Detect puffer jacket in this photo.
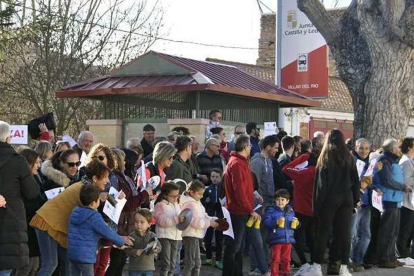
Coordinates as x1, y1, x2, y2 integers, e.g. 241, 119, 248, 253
68, 206, 124, 264
180, 194, 216, 238
263, 205, 297, 245
154, 199, 182, 240
374, 152, 405, 208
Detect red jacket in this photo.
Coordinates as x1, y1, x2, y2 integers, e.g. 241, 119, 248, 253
282, 153, 315, 217
224, 152, 254, 215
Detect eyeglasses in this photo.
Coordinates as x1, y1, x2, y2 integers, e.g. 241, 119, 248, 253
65, 161, 81, 167
211, 144, 220, 148
168, 156, 175, 161
167, 194, 180, 199
92, 156, 106, 161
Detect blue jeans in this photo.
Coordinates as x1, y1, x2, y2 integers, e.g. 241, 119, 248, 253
0, 270, 12, 276
129, 271, 153, 276
174, 241, 182, 275
35, 228, 71, 276
248, 227, 268, 274
70, 262, 93, 276
351, 206, 371, 264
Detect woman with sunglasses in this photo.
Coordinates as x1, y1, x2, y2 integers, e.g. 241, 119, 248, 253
137, 141, 177, 191
105, 149, 153, 276
41, 149, 80, 191
30, 160, 134, 276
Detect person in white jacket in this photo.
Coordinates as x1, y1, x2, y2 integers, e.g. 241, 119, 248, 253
397, 137, 414, 259
154, 182, 183, 276
180, 181, 219, 276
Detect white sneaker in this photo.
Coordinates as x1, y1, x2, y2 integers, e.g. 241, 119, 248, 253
399, 257, 414, 266
293, 263, 312, 276
301, 263, 323, 276
339, 264, 353, 276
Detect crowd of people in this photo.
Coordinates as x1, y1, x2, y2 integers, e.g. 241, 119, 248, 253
0, 108, 413, 276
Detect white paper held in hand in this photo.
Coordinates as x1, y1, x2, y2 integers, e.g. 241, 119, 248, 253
103, 187, 127, 224
372, 190, 383, 213
222, 207, 234, 239
45, 187, 65, 200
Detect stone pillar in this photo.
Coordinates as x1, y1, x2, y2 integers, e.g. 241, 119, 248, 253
86, 119, 123, 148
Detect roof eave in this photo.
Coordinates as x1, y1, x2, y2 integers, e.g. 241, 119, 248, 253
208, 85, 321, 108
55, 84, 210, 98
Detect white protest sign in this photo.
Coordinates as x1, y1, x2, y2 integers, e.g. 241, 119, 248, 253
363, 159, 376, 177
372, 190, 383, 213
62, 135, 77, 147
45, 187, 65, 200
222, 207, 234, 239
103, 195, 127, 224
264, 122, 278, 137
10, 125, 28, 144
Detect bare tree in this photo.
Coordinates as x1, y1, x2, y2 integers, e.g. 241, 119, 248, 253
298, 0, 414, 147
0, 0, 163, 135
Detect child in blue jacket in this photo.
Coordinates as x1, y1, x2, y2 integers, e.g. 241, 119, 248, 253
264, 189, 299, 276
68, 184, 126, 276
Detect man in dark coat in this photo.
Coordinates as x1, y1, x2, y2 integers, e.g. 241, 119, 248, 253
0, 121, 39, 275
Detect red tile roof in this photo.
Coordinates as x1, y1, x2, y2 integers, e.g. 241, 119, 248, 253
206, 58, 354, 112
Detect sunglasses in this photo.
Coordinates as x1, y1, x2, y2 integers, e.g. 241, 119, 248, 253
168, 156, 175, 161
65, 161, 81, 167
93, 156, 106, 161
235, 132, 245, 135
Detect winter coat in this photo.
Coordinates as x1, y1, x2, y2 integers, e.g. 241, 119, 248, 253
264, 205, 296, 245
30, 181, 84, 248
249, 136, 260, 158
277, 153, 292, 169
202, 183, 223, 217
0, 142, 39, 270
166, 155, 195, 185
352, 152, 371, 206
24, 175, 47, 257
196, 151, 224, 178
374, 152, 405, 208
125, 230, 162, 271
154, 199, 182, 240
313, 158, 360, 217
115, 170, 150, 236
68, 206, 124, 264
41, 160, 77, 190
141, 138, 153, 158
180, 194, 216, 238
224, 152, 254, 216
400, 154, 414, 210
282, 153, 315, 217
251, 153, 275, 203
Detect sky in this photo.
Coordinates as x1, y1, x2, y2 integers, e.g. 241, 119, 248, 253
149, 0, 352, 64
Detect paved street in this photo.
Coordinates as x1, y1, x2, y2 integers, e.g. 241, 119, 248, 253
195, 262, 414, 276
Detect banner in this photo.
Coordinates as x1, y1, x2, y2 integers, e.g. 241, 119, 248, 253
10, 125, 28, 144
278, 0, 328, 98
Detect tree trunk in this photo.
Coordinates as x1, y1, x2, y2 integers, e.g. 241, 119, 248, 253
298, 0, 414, 148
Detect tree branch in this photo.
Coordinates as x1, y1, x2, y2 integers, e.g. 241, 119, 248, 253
297, 0, 342, 44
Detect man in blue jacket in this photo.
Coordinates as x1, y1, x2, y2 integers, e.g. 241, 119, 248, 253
375, 139, 412, 269
68, 184, 127, 276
